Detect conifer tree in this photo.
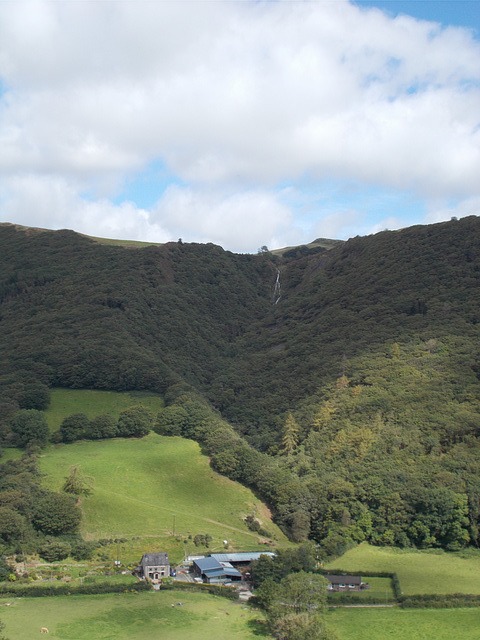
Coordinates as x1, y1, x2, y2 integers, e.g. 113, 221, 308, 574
281, 413, 299, 455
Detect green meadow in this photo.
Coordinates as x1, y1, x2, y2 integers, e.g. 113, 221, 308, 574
0, 591, 266, 640
325, 543, 480, 595
39, 433, 286, 561
45, 388, 165, 432
327, 607, 480, 640
327, 576, 395, 603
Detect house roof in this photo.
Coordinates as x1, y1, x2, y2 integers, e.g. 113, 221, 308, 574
211, 552, 276, 564
205, 567, 242, 579
141, 553, 169, 566
326, 575, 362, 584
194, 557, 223, 573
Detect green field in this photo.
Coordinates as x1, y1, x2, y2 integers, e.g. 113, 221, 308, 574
39, 433, 286, 561
45, 388, 165, 432
325, 543, 480, 595
327, 577, 395, 603
0, 590, 266, 640
328, 607, 480, 640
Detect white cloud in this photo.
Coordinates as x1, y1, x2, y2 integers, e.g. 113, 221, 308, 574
0, 0, 479, 248
0, 174, 169, 242
151, 185, 293, 253
424, 195, 480, 225
314, 210, 365, 240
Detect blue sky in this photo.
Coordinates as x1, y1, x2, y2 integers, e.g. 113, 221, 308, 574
356, 1, 479, 32
0, 0, 479, 252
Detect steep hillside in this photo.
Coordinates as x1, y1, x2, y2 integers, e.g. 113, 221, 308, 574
0, 224, 273, 411
215, 217, 480, 445
2, 216, 480, 551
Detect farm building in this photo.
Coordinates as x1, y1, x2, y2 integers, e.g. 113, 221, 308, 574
210, 551, 276, 567
326, 575, 363, 591
138, 553, 170, 583
192, 556, 242, 584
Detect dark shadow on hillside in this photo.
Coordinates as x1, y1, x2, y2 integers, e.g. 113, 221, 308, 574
247, 618, 270, 637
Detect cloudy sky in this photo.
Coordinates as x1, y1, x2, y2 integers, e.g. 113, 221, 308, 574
0, 0, 479, 253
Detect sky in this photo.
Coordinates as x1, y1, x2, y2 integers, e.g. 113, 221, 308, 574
0, 1, 479, 253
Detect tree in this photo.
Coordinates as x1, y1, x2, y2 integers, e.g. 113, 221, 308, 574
9, 410, 49, 448
0, 507, 26, 544
39, 538, 71, 562
117, 406, 153, 438
154, 406, 188, 436
84, 414, 117, 439
281, 413, 299, 455
63, 465, 94, 496
259, 572, 333, 640
272, 612, 338, 640
278, 572, 328, 614
71, 540, 97, 561
18, 383, 50, 411
59, 413, 89, 443
32, 492, 81, 535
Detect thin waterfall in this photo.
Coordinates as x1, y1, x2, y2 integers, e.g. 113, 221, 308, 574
273, 269, 281, 304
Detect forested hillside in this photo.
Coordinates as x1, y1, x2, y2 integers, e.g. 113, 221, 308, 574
1, 216, 480, 553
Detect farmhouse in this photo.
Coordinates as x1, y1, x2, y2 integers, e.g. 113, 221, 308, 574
326, 575, 363, 591
138, 553, 170, 583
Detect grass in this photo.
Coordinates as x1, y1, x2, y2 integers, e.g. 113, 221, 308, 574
324, 543, 480, 595
45, 388, 165, 432
0, 590, 267, 640
39, 433, 287, 563
327, 607, 480, 640
327, 577, 395, 603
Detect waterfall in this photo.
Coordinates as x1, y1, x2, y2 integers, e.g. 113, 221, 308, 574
273, 270, 281, 304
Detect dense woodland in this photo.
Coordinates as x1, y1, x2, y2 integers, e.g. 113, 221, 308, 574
1, 217, 480, 556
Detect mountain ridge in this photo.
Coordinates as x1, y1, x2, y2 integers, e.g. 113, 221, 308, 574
1, 215, 480, 550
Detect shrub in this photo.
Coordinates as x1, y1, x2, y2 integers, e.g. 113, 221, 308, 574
39, 539, 71, 562
10, 410, 49, 448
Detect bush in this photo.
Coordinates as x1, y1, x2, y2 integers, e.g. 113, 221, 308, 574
399, 593, 480, 608
71, 541, 97, 561
117, 406, 153, 438
84, 414, 117, 439
0, 580, 151, 597
9, 410, 49, 448
39, 539, 71, 562
59, 413, 89, 443
32, 492, 81, 535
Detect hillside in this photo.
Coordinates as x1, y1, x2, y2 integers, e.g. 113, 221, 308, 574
39, 432, 285, 546
1, 216, 480, 552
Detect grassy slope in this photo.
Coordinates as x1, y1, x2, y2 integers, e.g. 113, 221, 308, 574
39, 433, 286, 551
0, 591, 266, 640
327, 607, 480, 640
325, 543, 480, 595
45, 389, 164, 432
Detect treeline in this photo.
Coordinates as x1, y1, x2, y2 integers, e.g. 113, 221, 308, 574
2, 404, 156, 448
0, 452, 89, 564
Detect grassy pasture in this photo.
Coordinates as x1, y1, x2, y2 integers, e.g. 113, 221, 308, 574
327, 577, 395, 603
0, 590, 266, 640
325, 543, 480, 595
39, 434, 285, 562
45, 388, 165, 432
327, 607, 480, 640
